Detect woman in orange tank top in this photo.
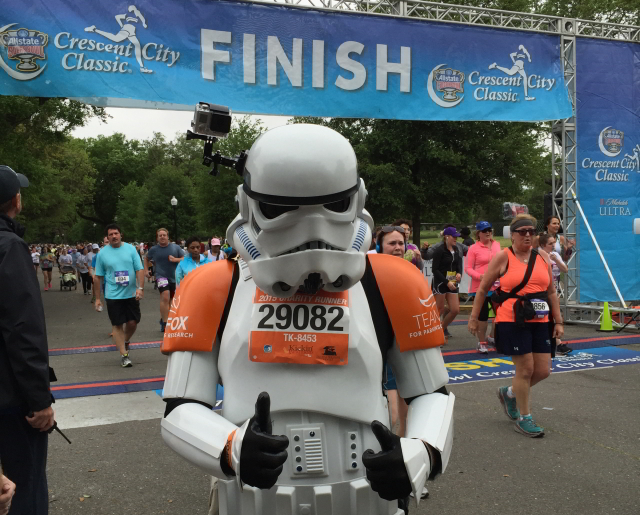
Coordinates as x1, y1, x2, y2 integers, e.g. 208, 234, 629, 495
467, 214, 564, 438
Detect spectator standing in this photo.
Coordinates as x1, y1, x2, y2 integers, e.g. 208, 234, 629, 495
465, 221, 501, 353
538, 233, 571, 356
460, 227, 475, 247
431, 227, 463, 340
39, 246, 55, 291
375, 226, 409, 434
469, 214, 563, 437
541, 216, 574, 262
77, 246, 92, 295
206, 237, 226, 261
176, 236, 211, 286
0, 165, 55, 514
31, 245, 40, 274
94, 224, 144, 367
144, 228, 184, 332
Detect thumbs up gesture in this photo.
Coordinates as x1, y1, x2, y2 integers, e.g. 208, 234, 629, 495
361, 420, 412, 501
240, 392, 289, 489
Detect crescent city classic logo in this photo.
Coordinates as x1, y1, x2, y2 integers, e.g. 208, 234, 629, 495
427, 45, 556, 107
599, 127, 624, 157
52, 4, 180, 75
0, 24, 48, 81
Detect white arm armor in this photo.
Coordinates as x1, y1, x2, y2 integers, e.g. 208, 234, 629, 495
161, 348, 239, 480
387, 344, 455, 500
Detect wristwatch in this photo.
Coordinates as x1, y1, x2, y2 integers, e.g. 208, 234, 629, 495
137, 286, 144, 290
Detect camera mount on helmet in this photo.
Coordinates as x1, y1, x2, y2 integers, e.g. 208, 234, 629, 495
186, 102, 248, 177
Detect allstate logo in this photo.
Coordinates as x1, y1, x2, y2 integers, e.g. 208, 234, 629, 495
599, 127, 624, 157
0, 24, 48, 81
427, 64, 464, 108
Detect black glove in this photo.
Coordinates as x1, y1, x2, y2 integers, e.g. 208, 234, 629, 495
240, 392, 289, 489
362, 420, 412, 501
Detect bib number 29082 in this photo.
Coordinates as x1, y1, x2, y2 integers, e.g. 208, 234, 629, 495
257, 304, 344, 332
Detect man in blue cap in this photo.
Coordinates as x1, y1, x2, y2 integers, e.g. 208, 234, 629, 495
0, 165, 55, 514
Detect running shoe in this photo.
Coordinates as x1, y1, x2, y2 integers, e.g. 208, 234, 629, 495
497, 386, 520, 420
121, 354, 132, 368
443, 328, 451, 338
44, 286, 48, 291
487, 336, 496, 347
514, 416, 544, 437
477, 342, 489, 354
556, 344, 573, 355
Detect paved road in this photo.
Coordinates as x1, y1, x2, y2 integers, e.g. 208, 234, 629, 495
35, 268, 640, 514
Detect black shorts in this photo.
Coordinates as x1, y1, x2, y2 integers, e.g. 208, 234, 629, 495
495, 322, 551, 356
106, 297, 141, 326
158, 282, 176, 298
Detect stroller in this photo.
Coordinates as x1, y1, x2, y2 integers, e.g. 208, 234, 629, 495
59, 265, 77, 291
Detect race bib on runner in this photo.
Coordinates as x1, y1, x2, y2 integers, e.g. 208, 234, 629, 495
114, 271, 130, 287
531, 299, 549, 318
446, 271, 458, 284
157, 277, 169, 288
249, 288, 349, 365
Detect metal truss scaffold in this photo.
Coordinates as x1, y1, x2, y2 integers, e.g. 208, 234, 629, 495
253, 0, 640, 325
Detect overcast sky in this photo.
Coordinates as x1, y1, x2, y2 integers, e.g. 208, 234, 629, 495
72, 107, 291, 142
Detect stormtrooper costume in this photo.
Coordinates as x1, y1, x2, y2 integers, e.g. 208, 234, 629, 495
160, 124, 455, 515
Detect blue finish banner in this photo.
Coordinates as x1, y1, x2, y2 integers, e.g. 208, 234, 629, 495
576, 39, 640, 303
0, 0, 572, 121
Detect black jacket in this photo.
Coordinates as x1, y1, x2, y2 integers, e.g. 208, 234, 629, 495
431, 243, 463, 292
0, 214, 51, 414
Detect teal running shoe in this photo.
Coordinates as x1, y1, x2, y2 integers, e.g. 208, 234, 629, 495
497, 386, 520, 421
514, 416, 545, 437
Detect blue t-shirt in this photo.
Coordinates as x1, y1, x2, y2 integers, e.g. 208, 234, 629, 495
95, 243, 143, 300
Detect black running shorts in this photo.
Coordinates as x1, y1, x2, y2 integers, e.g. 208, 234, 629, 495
106, 297, 141, 327
495, 322, 551, 355
158, 282, 176, 299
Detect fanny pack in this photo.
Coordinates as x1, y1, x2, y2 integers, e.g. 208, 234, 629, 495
492, 248, 548, 327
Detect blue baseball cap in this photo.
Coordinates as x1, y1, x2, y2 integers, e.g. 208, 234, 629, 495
476, 221, 492, 231
443, 227, 461, 237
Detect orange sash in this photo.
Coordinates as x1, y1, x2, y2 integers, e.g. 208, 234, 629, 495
368, 254, 445, 351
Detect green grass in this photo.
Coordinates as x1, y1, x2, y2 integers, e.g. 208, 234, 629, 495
418, 230, 510, 248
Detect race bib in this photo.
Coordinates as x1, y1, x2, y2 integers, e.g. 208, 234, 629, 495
114, 271, 130, 286
446, 271, 458, 284
249, 288, 349, 366
531, 299, 549, 318
157, 277, 169, 288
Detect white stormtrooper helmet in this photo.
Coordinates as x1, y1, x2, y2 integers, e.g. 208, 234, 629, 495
226, 124, 373, 298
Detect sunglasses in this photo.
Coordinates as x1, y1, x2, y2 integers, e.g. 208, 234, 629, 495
480, 228, 493, 233
512, 228, 536, 236
381, 225, 406, 234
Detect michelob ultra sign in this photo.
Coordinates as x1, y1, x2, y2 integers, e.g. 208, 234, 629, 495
1, 0, 572, 121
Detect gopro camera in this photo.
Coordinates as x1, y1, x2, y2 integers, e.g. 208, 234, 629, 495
191, 102, 232, 139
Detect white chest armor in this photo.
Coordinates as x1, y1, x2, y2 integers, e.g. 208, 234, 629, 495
216, 278, 400, 515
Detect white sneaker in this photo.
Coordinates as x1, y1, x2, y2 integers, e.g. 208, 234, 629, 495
487, 336, 496, 347
477, 342, 489, 354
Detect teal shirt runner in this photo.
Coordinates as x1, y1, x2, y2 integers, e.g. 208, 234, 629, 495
176, 254, 210, 286
95, 243, 143, 300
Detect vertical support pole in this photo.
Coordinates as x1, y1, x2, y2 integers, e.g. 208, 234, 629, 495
552, 19, 577, 321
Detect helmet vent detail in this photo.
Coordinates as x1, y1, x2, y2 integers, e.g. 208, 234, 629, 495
351, 220, 367, 251
236, 226, 261, 260
251, 215, 262, 236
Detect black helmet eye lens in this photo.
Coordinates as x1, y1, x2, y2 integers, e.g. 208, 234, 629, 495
323, 197, 350, 213
258, 202, 298, 219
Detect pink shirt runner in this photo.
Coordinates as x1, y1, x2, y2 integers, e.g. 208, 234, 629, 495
465, 240, 501, 293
